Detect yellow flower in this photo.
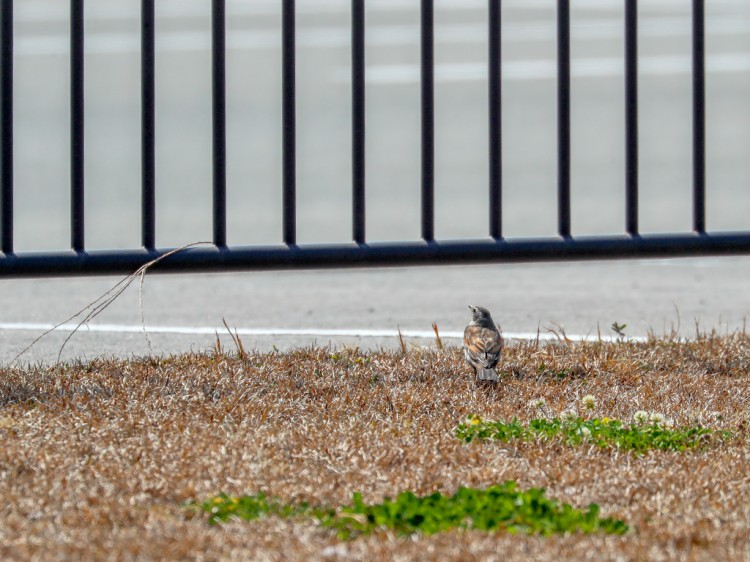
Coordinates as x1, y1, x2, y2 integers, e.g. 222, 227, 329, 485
471, 418, 481, 426
602, 417, 611, 424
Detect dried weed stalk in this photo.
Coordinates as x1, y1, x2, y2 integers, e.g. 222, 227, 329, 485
432, 322, 444, 350
10, 242, 212, 365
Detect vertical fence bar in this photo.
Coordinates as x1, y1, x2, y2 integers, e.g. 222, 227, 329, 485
625, 0, 638, 236
212, 0, 227, 247
1, 0, 12, 254
692, 0, 706, 234
557, 0, 571, 238
488, 0, 501, 239
70, 0, 85, 252
352, 0, 365, 244
421, 0, 434, 242
141, 0, 155, 250
283, 0, 296, 245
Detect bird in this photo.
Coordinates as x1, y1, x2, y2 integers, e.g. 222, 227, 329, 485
463, 305, 503, 382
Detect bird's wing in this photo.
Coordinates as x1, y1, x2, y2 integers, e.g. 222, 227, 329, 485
463, 325, 503, 368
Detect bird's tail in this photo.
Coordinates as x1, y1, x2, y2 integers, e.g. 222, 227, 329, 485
477, 368, 499, 382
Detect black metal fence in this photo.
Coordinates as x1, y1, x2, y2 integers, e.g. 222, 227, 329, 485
0, 0, 749, 278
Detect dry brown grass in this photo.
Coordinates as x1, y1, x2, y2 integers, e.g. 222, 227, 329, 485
1, 334, 750, 561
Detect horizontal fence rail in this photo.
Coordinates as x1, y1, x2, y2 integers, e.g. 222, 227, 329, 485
1, 234, 750, 278
0, 0, 748, 278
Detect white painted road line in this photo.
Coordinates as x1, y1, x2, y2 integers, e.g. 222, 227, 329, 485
12, 17, 750, 56
16, 0, 492, 21
0, 322, 644, 343
14, 0, 747, 22
353, 53, 750, 84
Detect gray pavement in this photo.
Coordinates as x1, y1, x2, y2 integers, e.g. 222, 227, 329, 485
3, 0, 750, 363
3, 256, 750, 364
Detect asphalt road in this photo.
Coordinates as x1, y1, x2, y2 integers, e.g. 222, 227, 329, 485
3, 256, 750, 365
3, 0, 750, 363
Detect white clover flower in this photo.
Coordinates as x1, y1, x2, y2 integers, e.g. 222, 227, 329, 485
663, 418, 675, 429
581, 395, 597, 410
633, 410, 648, 424
560, 408, 578, 422
649, 412, 665, 424
579, 426, 592, 438
529, 398, 546, 409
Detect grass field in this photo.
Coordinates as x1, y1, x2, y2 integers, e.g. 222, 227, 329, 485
1, 333, 749, 561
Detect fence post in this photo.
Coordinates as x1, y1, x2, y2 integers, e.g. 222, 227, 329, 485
1, 0, 13, 254
71, 0, 85, 252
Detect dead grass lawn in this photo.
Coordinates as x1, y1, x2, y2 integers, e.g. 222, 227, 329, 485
1, 335, 750, 561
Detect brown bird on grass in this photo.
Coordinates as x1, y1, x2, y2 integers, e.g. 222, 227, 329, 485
463, 305, 503, 382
